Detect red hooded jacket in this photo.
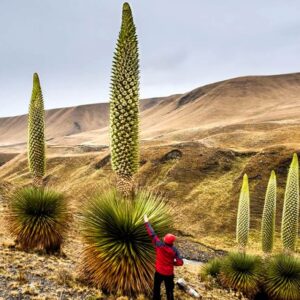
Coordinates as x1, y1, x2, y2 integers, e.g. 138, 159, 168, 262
145, 222, 184, 276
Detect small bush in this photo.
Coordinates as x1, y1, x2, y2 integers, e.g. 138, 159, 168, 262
264, 254, 300, 300
220, 252, 262, 298
7, 187, 70, 252
201, 257, 222, 279
79, 189, 171, 296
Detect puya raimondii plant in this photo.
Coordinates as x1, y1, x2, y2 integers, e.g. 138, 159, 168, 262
80, 189, 171, 295
8, 187, 70, 253
264, 254, 300, 300
281, 153, 299, 253
220, 252, 262, 298
236, 174, 250, 251
261, 170, 277, 254
28, 73, 46, 187
109, 2, 140, 196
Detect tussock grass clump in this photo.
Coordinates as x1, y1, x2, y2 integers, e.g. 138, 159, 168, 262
201, 257, 223, 280
264, 254, 300, 300
220, 252, 262, 298
7, 187, 70, 252
79, 189, 171, 296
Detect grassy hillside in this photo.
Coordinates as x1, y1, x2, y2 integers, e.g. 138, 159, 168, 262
1, 141, 299, 254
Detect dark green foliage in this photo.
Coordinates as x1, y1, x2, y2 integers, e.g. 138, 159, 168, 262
261, 170, 277, 254
281, 153, 299, 252
220, 252, 262, 298
110, 2, 140, 190
264, 254, 300, 300
201, 257, 223, 279
28, 73, 46, 186
7, 187, 70, 252
80, 189, 171, 295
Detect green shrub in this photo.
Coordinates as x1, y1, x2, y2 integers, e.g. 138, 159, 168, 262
236, 174, 250, 250
79, 189, 171, 296
281, 153, 299, 253
201, 257, 222, 279
110, 2, 140, 195
28, 73, 46, 187
261, 170, 277, 254
220, 252, 262, 298
264, 254, 300, 300
7, 187, 70, 252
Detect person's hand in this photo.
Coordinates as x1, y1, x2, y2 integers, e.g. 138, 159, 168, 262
144, 214, 149, 223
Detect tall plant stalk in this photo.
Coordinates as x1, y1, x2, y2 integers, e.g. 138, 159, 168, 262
261, 170, 277, 254
281, 153, 299, 253
236, 174, 250, 251
28, 73, 46, 187
109, 2, 140, 196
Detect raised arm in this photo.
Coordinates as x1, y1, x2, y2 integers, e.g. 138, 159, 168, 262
144, 215, 162, 247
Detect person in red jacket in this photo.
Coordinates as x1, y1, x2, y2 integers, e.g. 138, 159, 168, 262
144, 214, 184, 300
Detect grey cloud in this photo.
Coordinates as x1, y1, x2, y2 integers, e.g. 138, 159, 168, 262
0, 0, 300, 116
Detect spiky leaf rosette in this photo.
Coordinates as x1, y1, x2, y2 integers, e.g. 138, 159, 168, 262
79, 189, 171, 296
236, 174, 250, 250
264, 254, 300, 300
28, 73, 46, 186
110, 3, 140, 194
201, 257, 223, 280
281, 153, 299, 252
261, 170, 277, 254
7, 187, 71, 252
220, 252, 262, 298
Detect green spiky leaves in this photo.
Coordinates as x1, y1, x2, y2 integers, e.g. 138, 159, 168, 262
201, 258, 222, 280
110, 2, 140, 185
261, 170, 277, 254
80, 189, 171, 295
236, 174, 250, 249
7, 187, 71, 252
281, 153, 299, 252
28, 73, 46, 186
220, 252, 262, 298
264, 254, 300, 300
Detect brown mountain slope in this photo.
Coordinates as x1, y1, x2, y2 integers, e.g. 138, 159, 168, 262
2, 72, 300, 151
0, 73, 300, 251
51, 72, 300, 149
0, 96, 177, 149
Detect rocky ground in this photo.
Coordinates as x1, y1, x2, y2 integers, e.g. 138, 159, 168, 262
0, 190, 244, 300
0, 240, 247, 300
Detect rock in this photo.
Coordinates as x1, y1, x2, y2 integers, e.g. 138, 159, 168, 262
76, 144, 108, 153
95, 155, 111, 169
160, 149, 183, 163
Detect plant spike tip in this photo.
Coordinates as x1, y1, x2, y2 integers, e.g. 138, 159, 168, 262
123, 2, 131, 11
28, 72, 46, 187
281, 153, 299, 253
261, 170, 277, 254
236, 174, 250, 250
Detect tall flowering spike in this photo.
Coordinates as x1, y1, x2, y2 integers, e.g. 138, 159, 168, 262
28, 73, 46, 187
261, 171, 277, 254
109, 2, 140, 196
236, 174, 250, 250
281, 153, 299, 252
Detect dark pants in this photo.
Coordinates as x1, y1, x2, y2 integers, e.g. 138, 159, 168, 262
153, 271, 174, 300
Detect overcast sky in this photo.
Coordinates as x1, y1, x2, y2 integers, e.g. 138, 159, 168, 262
0, 0, 300, 117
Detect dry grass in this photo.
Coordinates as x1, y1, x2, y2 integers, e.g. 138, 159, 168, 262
0, 142, 299, 252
